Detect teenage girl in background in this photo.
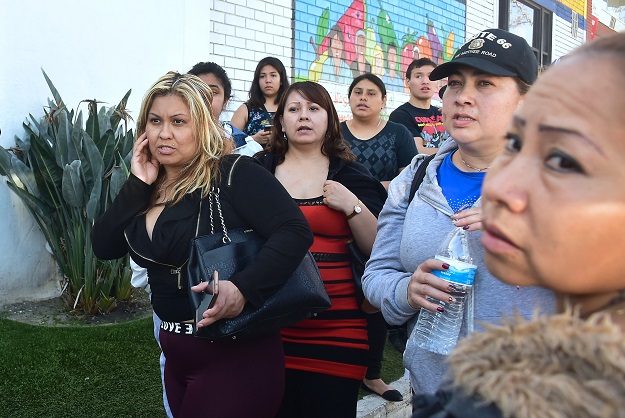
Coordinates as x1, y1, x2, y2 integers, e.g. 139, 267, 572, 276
231, 56, 290, 147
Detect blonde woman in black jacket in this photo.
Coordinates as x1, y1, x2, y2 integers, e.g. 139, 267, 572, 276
92, 72, 312, 418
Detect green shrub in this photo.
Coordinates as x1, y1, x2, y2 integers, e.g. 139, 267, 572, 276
0, 69, 135, 314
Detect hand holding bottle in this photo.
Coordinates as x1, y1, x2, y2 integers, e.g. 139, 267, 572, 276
413, 227, 477, 355
407, 258, 456, 312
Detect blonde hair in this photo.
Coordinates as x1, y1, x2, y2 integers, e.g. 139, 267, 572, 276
136, 72, 232, 205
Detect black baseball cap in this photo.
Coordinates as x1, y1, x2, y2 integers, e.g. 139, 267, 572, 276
430, 29, 538, 85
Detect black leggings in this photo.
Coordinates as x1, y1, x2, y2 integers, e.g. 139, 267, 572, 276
365, 311, 388, 380
276, 369, 361, 418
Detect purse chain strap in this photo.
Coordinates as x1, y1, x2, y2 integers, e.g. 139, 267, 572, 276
196, 187, 231, 244
195, 155, 246, 243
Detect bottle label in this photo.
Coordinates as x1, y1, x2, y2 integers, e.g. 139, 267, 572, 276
432, 256, 476, 286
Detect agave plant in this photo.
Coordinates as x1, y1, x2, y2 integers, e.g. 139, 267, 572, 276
0, 69, 135, 315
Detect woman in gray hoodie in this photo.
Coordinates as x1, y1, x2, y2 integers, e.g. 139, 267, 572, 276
361, 29, 555, 394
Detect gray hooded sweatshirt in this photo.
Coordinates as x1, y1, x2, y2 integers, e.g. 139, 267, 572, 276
362, 139, 555, 394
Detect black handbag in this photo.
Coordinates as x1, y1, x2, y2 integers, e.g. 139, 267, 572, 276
187, 187, 331, 342
346, 239, 379, 314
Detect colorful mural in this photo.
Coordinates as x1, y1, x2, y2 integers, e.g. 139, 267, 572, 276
294, 0, 466, 117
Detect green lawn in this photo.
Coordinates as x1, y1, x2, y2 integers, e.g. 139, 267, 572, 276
0, 316, 164, 418
0, 316, 404, 417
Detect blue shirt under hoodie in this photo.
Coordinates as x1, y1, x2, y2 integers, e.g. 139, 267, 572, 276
437, 151, 485, 213
362, 139, 556, 395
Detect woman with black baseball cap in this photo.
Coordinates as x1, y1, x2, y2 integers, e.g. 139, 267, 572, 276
413, 31, 625, 418
362, 28, 555, 395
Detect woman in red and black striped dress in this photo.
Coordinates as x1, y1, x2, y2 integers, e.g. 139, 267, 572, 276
258, 81, 387, 418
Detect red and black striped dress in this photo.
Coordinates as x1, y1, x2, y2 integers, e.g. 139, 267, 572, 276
281, 197, 369, 380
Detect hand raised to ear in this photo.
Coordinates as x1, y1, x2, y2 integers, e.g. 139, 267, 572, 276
131, 132, 160, 185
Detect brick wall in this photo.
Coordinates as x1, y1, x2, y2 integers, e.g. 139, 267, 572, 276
209, 0, 294, 120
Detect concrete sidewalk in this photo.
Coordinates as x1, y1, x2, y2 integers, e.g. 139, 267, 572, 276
357, 375, 411, 418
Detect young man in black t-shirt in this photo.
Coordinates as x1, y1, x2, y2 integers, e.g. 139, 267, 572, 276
389, 58, 450, 155
385, 59, 451, 353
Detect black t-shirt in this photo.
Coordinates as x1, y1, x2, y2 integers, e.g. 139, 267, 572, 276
389, 102, 450, 148
340, 121, 417, 182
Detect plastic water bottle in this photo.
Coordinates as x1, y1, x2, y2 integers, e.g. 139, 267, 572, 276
413, 227, 477, 355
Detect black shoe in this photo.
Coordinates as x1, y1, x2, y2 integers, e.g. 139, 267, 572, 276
387, 328, 407, 353
361, 382, 403, 402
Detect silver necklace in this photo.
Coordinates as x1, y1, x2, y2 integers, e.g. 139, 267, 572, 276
348, 118, 381, 140
459, 155, 490, 172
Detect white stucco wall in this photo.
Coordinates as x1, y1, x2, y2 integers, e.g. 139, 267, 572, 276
0, 0, 294, 305
0, 0, 218, 304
